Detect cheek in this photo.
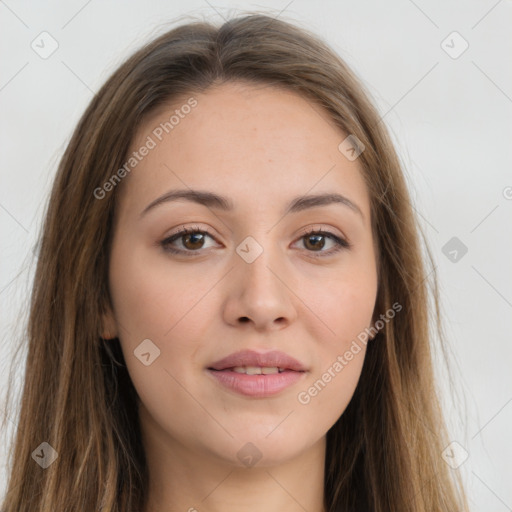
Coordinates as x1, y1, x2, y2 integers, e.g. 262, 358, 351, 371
303, 349, 366, 439
108, 244, 212, 388
294, 265, 376, 414
301, 264, 377, 346
108, 243, 207, 340
107, 246, 209, 430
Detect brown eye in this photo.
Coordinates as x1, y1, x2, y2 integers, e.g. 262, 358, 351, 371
160, 227, 350, 257
181, 232, 206, 250
296, 229, 351, 257
161, 228, 216, 255
303, 233, 327, 251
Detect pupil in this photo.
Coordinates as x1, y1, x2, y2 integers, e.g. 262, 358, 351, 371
185, 233, 203, 249
307, 234, 324, 250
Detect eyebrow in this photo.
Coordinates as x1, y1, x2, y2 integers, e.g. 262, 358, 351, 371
139, 189, 364, 220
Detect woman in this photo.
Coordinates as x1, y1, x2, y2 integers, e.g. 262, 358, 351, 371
1, 13, 470, 512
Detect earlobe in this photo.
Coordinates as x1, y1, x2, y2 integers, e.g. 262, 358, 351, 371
100, 304, 118, 340
369, 313, 378, 341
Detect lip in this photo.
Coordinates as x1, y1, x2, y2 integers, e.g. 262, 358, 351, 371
207, 349, 308, 398
208, 349, 307, 372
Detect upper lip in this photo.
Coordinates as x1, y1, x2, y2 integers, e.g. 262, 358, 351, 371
208, 350, 307, 372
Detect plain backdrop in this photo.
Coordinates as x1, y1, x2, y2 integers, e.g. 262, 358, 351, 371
1, 1, 511, 510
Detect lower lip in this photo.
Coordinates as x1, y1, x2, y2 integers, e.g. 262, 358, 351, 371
207, 369, 305, 397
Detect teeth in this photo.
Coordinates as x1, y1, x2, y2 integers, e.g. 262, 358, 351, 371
232, 366, 284, 375
246, 366, 262, 375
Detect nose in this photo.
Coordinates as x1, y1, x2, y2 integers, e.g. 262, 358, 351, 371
222, 246, 298, 332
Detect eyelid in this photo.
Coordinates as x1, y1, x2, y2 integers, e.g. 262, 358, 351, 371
296, 224, 350, 243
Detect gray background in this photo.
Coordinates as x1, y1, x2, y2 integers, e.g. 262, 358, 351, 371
1, 1, 511, 510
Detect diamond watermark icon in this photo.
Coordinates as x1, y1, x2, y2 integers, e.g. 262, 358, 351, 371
32, 442, 58, 468
338, 134, 365, 161
134, 338, 161, 366
442, 237, 468, 263
236, 236, 264, 264
237, 442, 262, 467
441, 441, 469, 469
441, 31, 469, 59
31, 31, 59, 59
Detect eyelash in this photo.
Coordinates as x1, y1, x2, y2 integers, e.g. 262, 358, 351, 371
160, 225, 351, 258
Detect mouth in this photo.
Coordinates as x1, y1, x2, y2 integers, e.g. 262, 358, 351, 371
207, 350, 307, 397
211, 366, 289, 374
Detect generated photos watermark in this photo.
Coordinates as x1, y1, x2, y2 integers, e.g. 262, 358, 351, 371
297, 301, 402, 405
93, 97, 198, 200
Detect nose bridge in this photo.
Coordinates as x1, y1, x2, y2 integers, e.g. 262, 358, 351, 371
227, 231, 296, 328
235, 233, 284, 294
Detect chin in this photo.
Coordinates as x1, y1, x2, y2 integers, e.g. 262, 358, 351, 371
208, 427, 319, 470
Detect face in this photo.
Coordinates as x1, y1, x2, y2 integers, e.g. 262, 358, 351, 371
102, 81, 379, 469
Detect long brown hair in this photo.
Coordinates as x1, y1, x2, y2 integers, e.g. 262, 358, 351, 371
1, 13, 469, 512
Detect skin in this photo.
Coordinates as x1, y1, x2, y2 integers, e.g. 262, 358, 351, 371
102, 81, 379, 512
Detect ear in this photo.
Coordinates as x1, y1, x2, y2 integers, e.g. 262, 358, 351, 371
100, 302, 119, 340
368, 286, 383, 341
368, 308, 379, 341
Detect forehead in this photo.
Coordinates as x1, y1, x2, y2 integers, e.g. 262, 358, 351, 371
116, 81, 371, 223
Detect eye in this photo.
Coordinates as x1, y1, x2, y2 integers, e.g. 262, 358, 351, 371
159, 225, 351, 257
294, 228, 351, 257
160, 226, 217, 255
